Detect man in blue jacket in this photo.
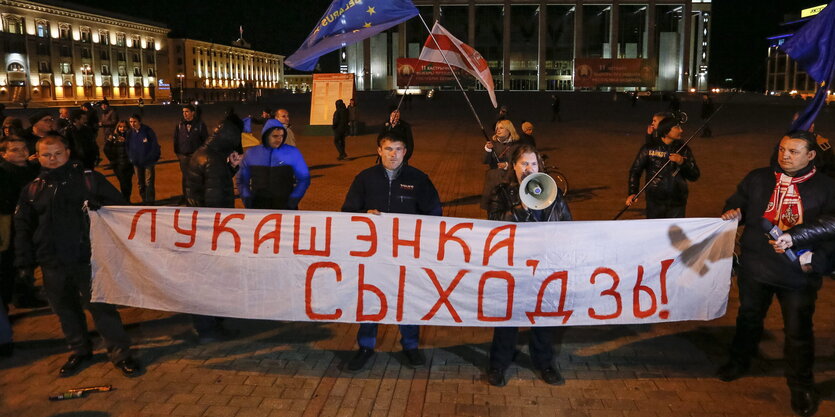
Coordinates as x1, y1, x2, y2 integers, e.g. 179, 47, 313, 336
126, 114, 160, 204
236, 119, 310, 209
341, 134, 441, 371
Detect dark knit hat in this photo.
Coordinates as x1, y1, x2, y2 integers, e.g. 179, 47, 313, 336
656, 116, 680, 139
28, 111, 52, 126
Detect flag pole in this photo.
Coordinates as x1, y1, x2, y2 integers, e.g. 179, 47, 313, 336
396, 72, 416, 111
417, 15, 491, 141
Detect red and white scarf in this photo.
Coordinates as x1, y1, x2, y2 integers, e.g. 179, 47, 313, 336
763, 167, 816, 230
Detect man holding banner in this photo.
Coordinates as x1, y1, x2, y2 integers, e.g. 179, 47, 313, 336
341, 133, 441, 371
719, 132, 835, 417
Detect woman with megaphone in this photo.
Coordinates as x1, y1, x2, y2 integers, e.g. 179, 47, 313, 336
485, 144, 572, 387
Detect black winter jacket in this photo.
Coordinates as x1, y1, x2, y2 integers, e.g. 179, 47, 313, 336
63, 124, 100, 170
173, 118, 209, 155
103, 131, 131, 167
0, 160, 39, 215
341, 164, 442, 216
14, 162, 126, 267
724, 165, 835, 289
488, 182, 572, 222
628, 139, 700, 203
185, 118, 242, 208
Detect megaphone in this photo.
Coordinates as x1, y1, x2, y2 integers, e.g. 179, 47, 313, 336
519, 173, 558, 210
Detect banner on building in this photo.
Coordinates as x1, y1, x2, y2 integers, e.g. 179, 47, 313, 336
574, 59, 656, 88
397, 58, 471, 88
309, 73, 355, 126
90, 207, 736, 327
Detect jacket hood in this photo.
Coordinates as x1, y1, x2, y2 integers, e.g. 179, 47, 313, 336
206, 114, 243, 154
261, 119, 286, 147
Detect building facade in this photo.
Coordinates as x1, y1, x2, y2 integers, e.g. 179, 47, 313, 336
167, 38, 284, 103
0, 0, 169, 104
344, 0, 712, 92
765, 4, 829, 97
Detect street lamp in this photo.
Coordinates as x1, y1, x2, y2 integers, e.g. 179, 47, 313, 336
176, 73, 184, 103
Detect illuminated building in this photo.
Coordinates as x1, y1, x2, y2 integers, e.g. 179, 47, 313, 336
344, 0, 712, 92
0, 0, 167, 104
765, 4, 831, 99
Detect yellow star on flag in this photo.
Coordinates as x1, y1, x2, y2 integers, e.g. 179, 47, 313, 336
364, 22, 372, 28
367, 6, 375, 15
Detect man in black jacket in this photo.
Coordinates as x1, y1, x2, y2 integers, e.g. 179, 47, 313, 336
62, 109, 100, 170
626, 116, 700, 218
14, 135, 140, 378
174, 105, 208, 201
185, 113, 242, 342
341, 134, 441, 371
718, 131, 835, 417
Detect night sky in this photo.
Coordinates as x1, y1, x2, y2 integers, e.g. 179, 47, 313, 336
57, 0, 832, 90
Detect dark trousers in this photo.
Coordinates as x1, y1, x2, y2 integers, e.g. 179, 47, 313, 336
176, 154, 192, 198
646, 199, 686, 219
333, 132, 347, 158
192, 314, 223, 336
729, 274, 819, 389
134, 165, 155, 204
490, 327, 562, 370
112, 162, 134, 202
357, 323, 419, 350
41, 263, 132, 363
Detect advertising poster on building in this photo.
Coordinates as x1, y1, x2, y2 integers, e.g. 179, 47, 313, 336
310, 73, 355, 126
574, 59, 656, 88
396, 58, 468, 87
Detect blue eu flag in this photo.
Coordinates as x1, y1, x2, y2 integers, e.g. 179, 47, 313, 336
781, 1, 835, 132
286, 0, 419, 71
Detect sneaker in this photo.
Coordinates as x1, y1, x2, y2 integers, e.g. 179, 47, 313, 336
716, 361, 749, 382
403, 349, 425, 367
487, 367, 506, 387
347, 348, 374, 371
541, 367, 565, 385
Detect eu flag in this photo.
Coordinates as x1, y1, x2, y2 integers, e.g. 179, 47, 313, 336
781, 1, 835, 132
285, 0, 419, 71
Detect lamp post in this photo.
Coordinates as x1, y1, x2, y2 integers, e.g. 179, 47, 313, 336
176, 73, 184, 103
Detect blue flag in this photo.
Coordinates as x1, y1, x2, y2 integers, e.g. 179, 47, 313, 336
285, 0, 418, 71
781, 1, 835, 132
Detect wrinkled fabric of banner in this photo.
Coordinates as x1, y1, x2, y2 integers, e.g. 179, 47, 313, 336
90, 207, 737, 327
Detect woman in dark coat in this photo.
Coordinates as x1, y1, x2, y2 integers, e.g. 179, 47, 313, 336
486, 144, 572, 387
332, 99, 349, 160
103, 120, 134, 201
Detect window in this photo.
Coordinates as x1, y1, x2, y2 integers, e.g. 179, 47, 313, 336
117, 52, 126, 62
133, 67, 141, 76
60, 62, 71, 74
148, 67, 155, 77
59, 23, 71, 39
7, 62, 24, 72
99, 30, 110, 45
131, 35, 140, 48
146, 38, 155, 50
118, 66, 127, 76
80, 48, 91, 59
177, 57, 183, 65
81, 65, 93, 75
102, 64, 111, 75
132, 53, 140, 62
36, 20, 49, 37
116, 33, 126, 46
4, 16, 23, 34
176, 45, 181, 53
36, 42, 49, 55
38, 61, 50, 73
59, 45, 72, 57
80, 27, 91, 42
100, 49, 110, 60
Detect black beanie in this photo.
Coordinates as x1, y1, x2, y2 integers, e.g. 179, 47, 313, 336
28, 111, 52, 126
656, 116, 679, 139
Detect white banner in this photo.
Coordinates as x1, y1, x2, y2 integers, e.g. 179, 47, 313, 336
90, 207, 737, 327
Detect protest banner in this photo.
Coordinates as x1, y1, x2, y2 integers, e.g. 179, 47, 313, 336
90, 207, 737, 327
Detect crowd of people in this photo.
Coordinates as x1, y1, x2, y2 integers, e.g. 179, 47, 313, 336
2, 96, 835, 416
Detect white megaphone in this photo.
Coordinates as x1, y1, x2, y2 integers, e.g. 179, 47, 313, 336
519, 173, 558, 210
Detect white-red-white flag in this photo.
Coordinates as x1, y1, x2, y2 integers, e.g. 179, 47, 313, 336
418, 22, 497, 108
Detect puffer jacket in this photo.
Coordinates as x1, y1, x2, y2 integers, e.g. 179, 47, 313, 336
236, 123, 310, 210
185, 115, 242, 208
628, 139, 700, 203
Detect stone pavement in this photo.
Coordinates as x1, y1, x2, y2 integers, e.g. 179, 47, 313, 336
2, 92, 835, 417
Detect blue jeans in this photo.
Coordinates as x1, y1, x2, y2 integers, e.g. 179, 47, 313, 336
0, 305, 11, 344
357, 323, 419, 350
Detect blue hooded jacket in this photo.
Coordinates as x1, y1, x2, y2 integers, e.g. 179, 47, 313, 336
126, 124, 160, 167
236, 119, 310, 209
